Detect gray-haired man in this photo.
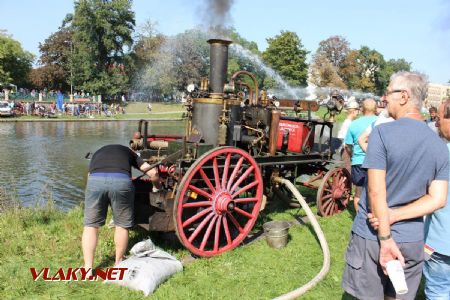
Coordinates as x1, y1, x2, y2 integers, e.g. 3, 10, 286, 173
342, 71, 449, 300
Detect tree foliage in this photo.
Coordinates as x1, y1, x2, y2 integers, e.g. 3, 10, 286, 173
377, 58, 411, 93
134, 28, 209, 98
132, 20, 166, 70
262, 31, 309, 86
309, 52, 346, 89
317, 35, 350, 70
227, 28, 268, 90
339, 49, 362, 90
133, 27, 267, 99
313, 36, 412, 95
71, 0, 135, 97
30, 27, 72, 90
0, 31, 34, 86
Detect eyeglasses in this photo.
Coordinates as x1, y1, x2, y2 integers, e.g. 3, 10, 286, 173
383, 89, 405, 97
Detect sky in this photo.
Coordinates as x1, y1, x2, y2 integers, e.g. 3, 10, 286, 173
0, 0, 449, 84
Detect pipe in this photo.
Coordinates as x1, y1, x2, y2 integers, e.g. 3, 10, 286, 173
268, 110, 281, 155
235, 80, 253, 103
272, 177, 330, 300
231, 70, 259, 105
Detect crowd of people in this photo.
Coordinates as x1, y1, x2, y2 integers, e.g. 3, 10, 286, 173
339, 71, 450, 300
1, 101, 125, 117
4, 88, 91, 100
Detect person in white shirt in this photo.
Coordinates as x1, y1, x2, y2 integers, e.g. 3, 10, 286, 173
338, 101, 360, 140
336, 101, 360, 172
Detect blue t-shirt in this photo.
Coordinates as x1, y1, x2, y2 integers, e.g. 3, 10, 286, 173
352, 118, 449, 242
424, 142, 450, 255
344, 115, 378, 165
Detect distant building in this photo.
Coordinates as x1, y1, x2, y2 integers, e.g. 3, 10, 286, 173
425, 83, 450, 108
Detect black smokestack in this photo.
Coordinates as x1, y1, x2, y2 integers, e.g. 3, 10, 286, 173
208, 39, 232, 94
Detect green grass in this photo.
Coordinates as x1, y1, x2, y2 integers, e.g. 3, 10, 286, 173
0, 185, 351, 300
0, 184, 428, 299
315, 107, 348, 123
124, 102, 185, 114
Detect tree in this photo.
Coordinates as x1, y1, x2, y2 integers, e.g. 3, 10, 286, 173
70, 0, 135, 98
317, 35, 350, 70
227, 28, 269, 90
0, 31, 34, 87
134, 28, 210, 99
339, 46, 385, 93
309, 52, 346, 89
357, 46, 385, 92
30, 27, 73, 90
131, 19, 167, 98
132, 20, 166, 69
262, 31, 309, 86
377, 58, 411, 93
309, 36, 350, 89
170, 30, 210, 91
132, 26, 270, 100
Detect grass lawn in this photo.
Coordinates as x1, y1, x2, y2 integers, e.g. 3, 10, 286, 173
0, 187, 427, 299
0, 186, 358, 299
124, 102, 185, 114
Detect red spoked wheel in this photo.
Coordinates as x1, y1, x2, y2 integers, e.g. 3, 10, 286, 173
316, 167, 351, 217
174, 146, 263, 257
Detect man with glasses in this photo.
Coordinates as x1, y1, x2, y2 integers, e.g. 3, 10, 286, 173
342, 71, 449, 300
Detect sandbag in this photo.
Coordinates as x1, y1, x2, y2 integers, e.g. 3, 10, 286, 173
106, 238, 183, 296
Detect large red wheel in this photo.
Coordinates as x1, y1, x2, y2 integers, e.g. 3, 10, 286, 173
316, 167, 351, 217
174, 146, 263, 257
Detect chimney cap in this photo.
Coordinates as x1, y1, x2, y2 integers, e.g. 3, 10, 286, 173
207, 39, 232, 45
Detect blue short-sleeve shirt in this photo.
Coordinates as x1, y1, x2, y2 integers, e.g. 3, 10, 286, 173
344, 115, 378, 165
352, 118, 449, 242
424, 143, 450, 255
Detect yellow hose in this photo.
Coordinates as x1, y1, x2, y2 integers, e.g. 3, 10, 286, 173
272, 177, 331, 300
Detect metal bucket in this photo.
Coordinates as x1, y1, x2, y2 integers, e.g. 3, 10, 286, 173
263, 220, 290, 249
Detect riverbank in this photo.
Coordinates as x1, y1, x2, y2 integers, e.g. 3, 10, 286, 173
0, 102, 185, 122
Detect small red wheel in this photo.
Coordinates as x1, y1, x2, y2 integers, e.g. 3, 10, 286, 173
174, 146, 263, 257
316, 167, 351, 217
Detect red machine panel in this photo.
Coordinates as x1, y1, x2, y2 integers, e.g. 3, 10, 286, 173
276, 120, 313, 153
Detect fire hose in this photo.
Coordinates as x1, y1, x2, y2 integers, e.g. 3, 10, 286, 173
272, 177, 330, 300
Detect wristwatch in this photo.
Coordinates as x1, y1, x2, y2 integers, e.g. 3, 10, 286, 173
378, 234, 392, 241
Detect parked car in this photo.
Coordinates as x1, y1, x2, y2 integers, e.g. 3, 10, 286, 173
0, 101, 14, 117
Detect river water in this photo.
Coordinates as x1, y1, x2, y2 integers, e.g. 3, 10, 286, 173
0, 121, 185, 210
